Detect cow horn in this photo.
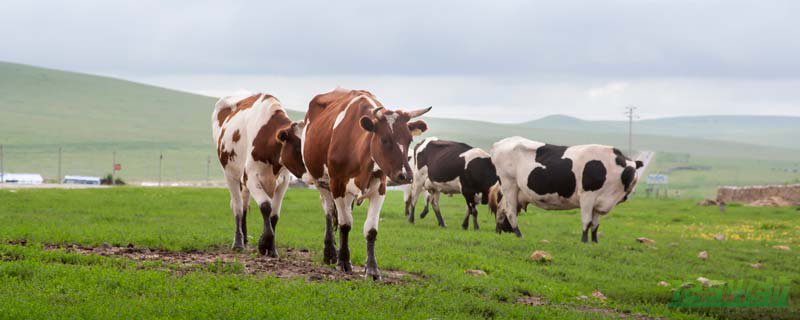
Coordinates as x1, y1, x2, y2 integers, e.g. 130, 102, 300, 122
372, 107, 385, 117
406, 106, 432, 118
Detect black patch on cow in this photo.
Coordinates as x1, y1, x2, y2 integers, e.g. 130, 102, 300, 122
581, 160, 606, 192
635, 160, 644, 169
415, 140, 471, 182
613, 148, 629, 168
527, 144, 576, 198
463, 157, 498, 203
621, 166, 636, 192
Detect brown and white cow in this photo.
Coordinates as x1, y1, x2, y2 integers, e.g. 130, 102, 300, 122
489, 136, 643, 242
302, 88, 430, 279
212, 92, 305, 256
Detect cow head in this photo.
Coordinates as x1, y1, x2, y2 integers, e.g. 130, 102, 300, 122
276, 121, 307, 179
359, 106, 431, 184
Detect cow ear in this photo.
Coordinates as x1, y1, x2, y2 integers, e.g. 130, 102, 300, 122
407, 120, 428, 136
276, 128, 290, 143
635, 160, 644, 169
360, 116, 376, 132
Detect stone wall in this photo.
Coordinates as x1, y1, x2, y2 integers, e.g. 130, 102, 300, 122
717, 184, 800, 206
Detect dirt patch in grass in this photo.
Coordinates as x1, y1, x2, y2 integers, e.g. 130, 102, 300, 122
32, 242, 417, 284
516, 295, 665, 320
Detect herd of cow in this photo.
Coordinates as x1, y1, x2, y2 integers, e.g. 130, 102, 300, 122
212, 88, 644, 279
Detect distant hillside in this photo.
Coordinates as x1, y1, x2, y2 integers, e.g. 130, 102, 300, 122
523, 114, 800, 150
1, 61, 798, 197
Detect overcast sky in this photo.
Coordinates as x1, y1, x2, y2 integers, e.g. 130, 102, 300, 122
2, 0, 799, 122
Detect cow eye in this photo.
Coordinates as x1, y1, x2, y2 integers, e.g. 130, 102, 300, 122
381, 138, 390, 145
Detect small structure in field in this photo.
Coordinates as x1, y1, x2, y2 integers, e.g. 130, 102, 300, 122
717, 184, 800, 207
63, 175, 102, 185
0, 173, 44, 184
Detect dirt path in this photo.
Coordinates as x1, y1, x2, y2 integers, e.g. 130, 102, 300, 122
37, 243, 417, 284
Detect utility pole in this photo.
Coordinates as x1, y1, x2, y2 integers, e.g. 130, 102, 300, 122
206, 156, 211, 186
624, 106, 638, 155
112, 151, 116, 185
158, 152, 163, 187
0, 144, 4, 183
58, 147, 63, 184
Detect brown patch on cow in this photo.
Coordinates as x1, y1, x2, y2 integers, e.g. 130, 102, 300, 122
242, 172, 248, 188
216, 107, 232, 127
37, 243, 417, 284
217, 93, 264, 128
232, 129, 241, 143
251, 110, 292, 175
216, 128, 237, 168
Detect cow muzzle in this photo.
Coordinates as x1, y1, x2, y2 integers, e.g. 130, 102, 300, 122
391, 172, 412, 185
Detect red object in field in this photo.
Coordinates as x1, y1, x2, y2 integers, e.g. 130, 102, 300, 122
114, 164, 122, 171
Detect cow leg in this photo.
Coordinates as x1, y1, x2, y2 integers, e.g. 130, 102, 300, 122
240, 186, 251, 246
364, 179, 385, 280
332, 182, 354, 273
245, 168, 280, 257
319, 188, 338, 265
472, 205, 480, 231
431, 191, 446, 228
225, 177, 246, 251
499, 185, 522, 237
591, 212, 601, 243
265, 172, 291, 254
419, 191, 431, 219
406, 187, 415, 224
406, 182, 424, 224
461, 205, 471, 230
580, 198, 595, 244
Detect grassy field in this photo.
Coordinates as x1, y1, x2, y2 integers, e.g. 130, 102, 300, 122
1, 187, 798, 319
3, 61, 800, 199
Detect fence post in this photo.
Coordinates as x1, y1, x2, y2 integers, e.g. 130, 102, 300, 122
158, 152, 163, 187
57, 147, 62, 184
0, 144, 4, 183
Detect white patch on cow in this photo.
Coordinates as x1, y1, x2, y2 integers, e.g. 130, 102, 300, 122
424, 176, 462, 195
459, 148, 490, 170
300, 122, 309, 165
332, 106, 349, 129
345, 178, 361, 196
384, 112, 399, 133
413, 137, 439, 163
363, 178, 385, 237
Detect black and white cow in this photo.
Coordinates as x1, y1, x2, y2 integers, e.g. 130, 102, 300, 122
488, 136, 643, 242
404, 137, 499, 230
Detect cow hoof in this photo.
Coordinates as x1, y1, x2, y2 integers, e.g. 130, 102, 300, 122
438, 223, 447, 228
231, 244, 245, 252
420, 209, 429, 218
365, 267, 381, 281
258, 235, 275, 256
323, 247, 338, 265
338, 260, 353, 273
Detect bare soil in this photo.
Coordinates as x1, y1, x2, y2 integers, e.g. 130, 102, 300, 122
36, 242, 417, 284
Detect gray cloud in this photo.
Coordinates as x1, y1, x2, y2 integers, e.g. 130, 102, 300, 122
2, 0, 800, 78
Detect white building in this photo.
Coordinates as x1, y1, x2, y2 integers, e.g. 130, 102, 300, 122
0, 173, 44, 184
63, 175, 102, 185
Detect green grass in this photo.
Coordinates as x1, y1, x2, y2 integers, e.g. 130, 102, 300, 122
3, 61, 800, 199
1, 187, 798, 319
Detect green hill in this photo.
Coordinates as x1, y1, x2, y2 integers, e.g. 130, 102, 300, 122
1, 61, 798, 197
523, 114, 800, 150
